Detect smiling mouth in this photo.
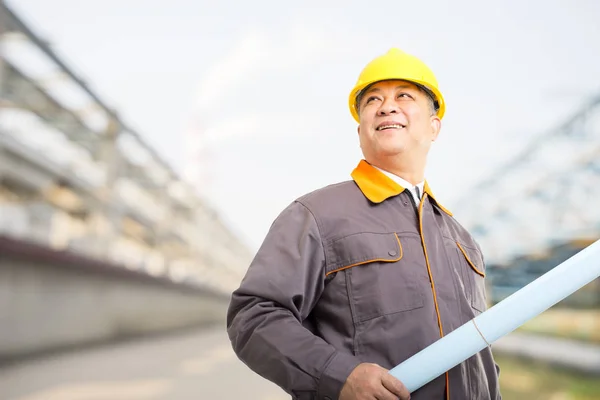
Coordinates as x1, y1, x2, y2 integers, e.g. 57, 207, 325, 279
376, 124, 406, 131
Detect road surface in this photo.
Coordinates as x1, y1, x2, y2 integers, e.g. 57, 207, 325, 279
0, 325, 289, 400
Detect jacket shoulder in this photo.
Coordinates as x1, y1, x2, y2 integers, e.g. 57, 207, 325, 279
291, 180, 370, 241
295, 180, 364, 212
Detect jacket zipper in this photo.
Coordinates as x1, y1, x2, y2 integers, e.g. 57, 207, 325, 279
412, 190, 450, 400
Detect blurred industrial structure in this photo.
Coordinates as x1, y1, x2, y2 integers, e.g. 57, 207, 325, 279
452, 91, 600, 305
0, 1, 253, 360
0, 1, 251, 292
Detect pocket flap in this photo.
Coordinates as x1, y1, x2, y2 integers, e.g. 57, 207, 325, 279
457, 242, 485, 277
326, 232, 402, 276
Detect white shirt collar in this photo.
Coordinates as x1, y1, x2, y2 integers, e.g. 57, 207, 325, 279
372, 165, 425, 205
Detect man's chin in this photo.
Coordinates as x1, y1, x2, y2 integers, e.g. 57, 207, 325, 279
379, 147, 406, 157
362, 147, 406, 163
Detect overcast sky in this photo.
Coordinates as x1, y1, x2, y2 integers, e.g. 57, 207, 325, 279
7, 0, 600, 252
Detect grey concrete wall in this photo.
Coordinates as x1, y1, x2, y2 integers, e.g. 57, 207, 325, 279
0, 236, 232, 360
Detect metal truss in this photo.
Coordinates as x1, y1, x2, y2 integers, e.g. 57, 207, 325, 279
451, 94, 600, 265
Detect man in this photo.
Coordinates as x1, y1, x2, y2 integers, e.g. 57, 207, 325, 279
227, 48, 501, 400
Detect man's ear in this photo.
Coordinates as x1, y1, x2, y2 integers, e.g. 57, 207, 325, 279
430, 116, 441, 141
357, 125, 361, 136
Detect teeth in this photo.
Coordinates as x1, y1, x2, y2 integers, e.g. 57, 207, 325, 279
377, 124, 404, 131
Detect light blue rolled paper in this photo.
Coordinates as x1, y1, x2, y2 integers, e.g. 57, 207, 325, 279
389, 238, 600, 392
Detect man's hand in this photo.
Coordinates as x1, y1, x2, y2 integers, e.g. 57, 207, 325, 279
339, 363, 411, 400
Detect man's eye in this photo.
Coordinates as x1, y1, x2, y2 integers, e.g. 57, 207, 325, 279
366, 96, 380, 104
398, 93, 412, 99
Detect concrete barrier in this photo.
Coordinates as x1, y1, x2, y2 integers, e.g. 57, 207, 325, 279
0, 235, 231, 361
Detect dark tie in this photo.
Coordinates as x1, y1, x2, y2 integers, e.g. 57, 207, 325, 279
415, 186, 421, 201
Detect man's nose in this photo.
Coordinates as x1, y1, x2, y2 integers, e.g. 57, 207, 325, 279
377, 98, 399, 115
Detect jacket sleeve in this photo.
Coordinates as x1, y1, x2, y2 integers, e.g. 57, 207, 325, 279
226, 201, 361, 399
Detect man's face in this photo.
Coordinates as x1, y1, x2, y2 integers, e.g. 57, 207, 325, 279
357, 80, 441, 163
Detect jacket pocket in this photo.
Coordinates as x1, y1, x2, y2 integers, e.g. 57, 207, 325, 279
456, 242, 487, 313
326, 232, 424, 323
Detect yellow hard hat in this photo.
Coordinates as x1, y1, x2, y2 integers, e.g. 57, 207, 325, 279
348, 48, 445, 122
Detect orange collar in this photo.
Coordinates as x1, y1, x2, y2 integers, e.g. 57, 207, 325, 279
351, 159, 453, 216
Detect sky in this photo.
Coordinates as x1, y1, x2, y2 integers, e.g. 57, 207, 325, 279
6, 0, 600, 253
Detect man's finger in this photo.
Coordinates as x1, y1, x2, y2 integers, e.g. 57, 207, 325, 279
381, 373, 411, 400
374, 387, 401, 400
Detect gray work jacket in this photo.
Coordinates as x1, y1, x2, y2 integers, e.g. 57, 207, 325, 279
227, 160, 501, 400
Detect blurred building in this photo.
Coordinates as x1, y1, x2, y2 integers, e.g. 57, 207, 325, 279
0, 1, 252, 295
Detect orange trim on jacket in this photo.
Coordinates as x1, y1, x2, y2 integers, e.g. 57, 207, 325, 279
350, 159, 453, 216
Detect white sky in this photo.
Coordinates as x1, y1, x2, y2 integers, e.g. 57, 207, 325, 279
7, 0, 600, 252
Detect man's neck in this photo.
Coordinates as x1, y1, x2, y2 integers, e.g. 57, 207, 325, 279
368, 159, 425, 186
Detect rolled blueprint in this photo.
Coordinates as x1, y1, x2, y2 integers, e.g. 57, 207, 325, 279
389, 238, 600, 392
